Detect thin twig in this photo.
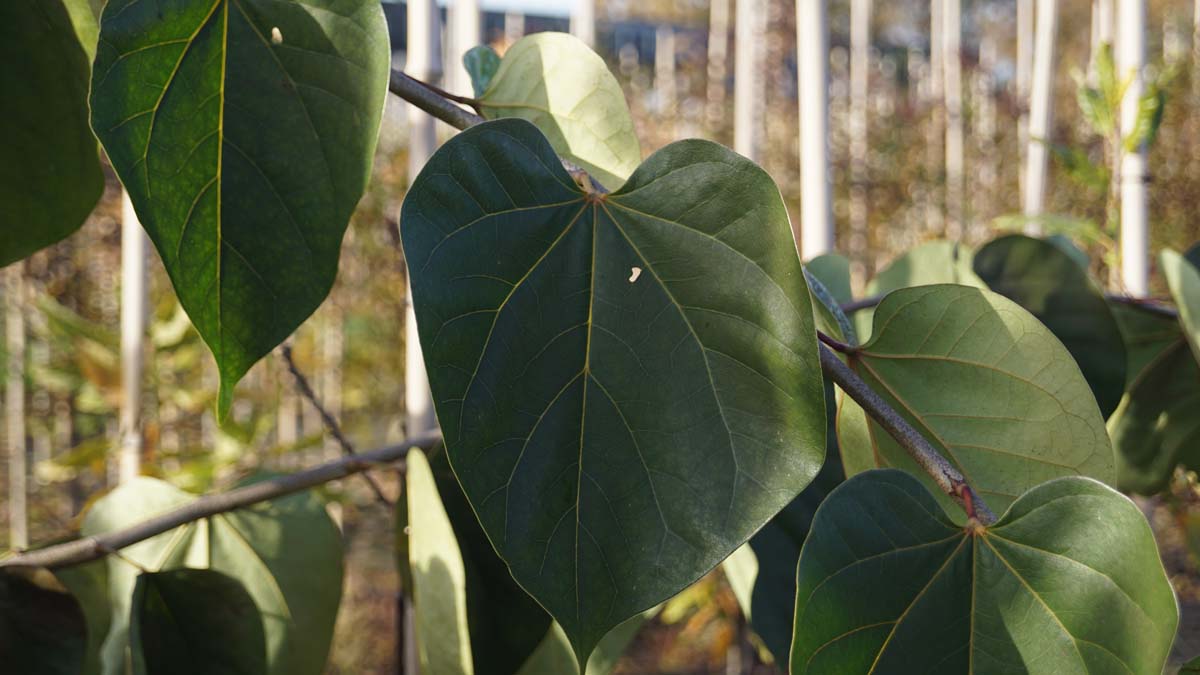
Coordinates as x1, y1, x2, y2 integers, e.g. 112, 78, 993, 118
1105, 293, 1179, 319
0, 432, 442, 570
840, 296, 883, 313
280, 344, 392, 505
410, 76, 483, 114
389, 68, 485, 130
818, 345, 998, 525
817, 330, 855, 354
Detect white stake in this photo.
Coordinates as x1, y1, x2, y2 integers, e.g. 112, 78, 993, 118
571, 0, 595, 48
1016, 0, 1033, 197
1118, 0, 1149, 296
706, 0, 731, 132
734, 0, 766, 160
5, 264, 26, 549
118, 190, 147, 484
405, 0, 441, 442
449, 0, 480, 96
942, 0, 964, 238
797, 0, 833, 258
848, 0, 871, 277
1023, 0, 1059, 233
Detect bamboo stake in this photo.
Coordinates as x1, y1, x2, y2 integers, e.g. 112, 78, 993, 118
798, 0, 834, 258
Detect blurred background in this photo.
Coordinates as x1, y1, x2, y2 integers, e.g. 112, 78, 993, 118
7, 0, 1200, 671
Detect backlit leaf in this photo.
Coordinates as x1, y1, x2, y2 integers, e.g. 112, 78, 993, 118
401, 119, 826, 664
839, 285, 1114, 517
80, 476, 342, 675
90, 0, 390, 416
855, 240, 982, 342
478, 32, 641, 190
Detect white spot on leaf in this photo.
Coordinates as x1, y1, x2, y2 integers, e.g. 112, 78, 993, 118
628, 267, 642, 283
271, 27, 283, 44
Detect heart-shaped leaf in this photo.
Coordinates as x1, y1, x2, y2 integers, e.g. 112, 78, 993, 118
0, 569, 88, 675
131, 568, 266, 675
477, 32, 640, 190
790, 470, 1178, 673
516, 612, 651, 675
974, 234, 1126, 417
838, 285, 1115, 516
1, 0, 104, 266
401, 118, 826, 664
80, 476, 342, 675
90, 0, 390, 416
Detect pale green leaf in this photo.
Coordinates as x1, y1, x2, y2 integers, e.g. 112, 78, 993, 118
478, 32, 641, 190
407, 448, 475, 675
81, 476, 342, 675
839, 285, 1115, 517
1162, 248, 1200, 362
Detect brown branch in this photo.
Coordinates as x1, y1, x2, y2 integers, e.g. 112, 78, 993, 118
0, 432, 442, 571
280, 344, 391, 505
818, 345, 998, 525
389, 68, 485, 130
1105, 293, 1179, 319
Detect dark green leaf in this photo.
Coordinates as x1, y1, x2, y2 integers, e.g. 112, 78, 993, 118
724, 380, 844, 663
974, 234, 1126, 417
790, 470, 1178, 673
55, 560, 111, 675
82, 476, 342, 675
131, 569, 266, 675
463, 45, 501, 98
840, 285, 1115, 517
1109, 338, 1200, 494
1185, 242, 1200, 270
477, 33, 640, 190
401, 119, 826, 664
0, 569, 87, 675
90, 0, 391, 416
0, 0, 104, 267
1110, 301, 1181, 383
